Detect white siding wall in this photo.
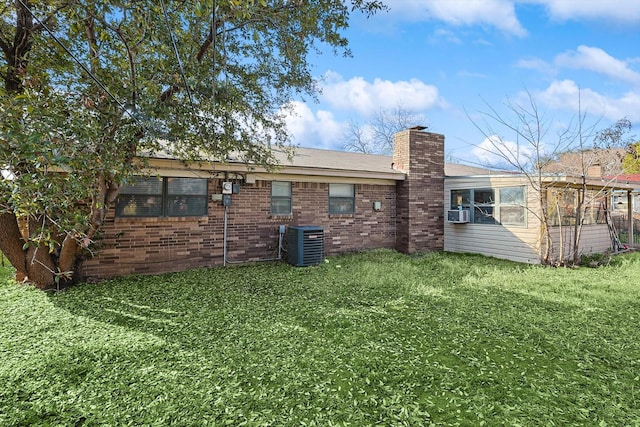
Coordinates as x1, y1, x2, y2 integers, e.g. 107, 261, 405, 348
444, 175, 617, 264
549, 224, 613, 261
444, 176, 543, 264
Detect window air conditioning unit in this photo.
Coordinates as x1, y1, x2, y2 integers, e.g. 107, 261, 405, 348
287, 226, 324, 266
447, 209, 470, 223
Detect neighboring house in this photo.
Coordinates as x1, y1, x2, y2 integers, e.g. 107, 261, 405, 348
79, 128, 637, 281
608, 174, 640, 215
543, 148, 627, 177
607, 174, 640, 244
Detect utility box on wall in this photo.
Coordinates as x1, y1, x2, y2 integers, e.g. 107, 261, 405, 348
287, 226, 324, 266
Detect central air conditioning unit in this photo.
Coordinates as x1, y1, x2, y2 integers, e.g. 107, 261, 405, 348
287, 226, 324, 266
447, 209, 470, 223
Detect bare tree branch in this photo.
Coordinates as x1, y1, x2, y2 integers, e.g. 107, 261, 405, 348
343, 105, 426, 155
468, 88, 632, 265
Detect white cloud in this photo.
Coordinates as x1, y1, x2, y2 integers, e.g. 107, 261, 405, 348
382, 0, 526, 36
428, 28, 462, 44
555, 46, 640, 85
472, 135, 540, 169
534, 79, 640, 122
516, 57, 554, 74
320, 72, 445, 116
283, 101, 345, 150
528, 0, 640, 23
377, 0, 640, 37
282, 74, 445, 150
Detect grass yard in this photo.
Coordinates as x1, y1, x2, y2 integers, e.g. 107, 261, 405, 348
1, 250, 640, 426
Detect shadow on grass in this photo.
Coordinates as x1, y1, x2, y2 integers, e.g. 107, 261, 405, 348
20, 250, 640, 425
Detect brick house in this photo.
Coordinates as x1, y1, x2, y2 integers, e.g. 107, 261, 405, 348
79, 127, 445, 281
79, 124, 637, 281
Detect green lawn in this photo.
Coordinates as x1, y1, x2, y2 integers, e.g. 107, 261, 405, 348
2, 250, 640, 426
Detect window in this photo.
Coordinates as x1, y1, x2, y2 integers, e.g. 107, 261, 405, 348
116, 176, 208, 217
473, 189, 496, 224
450, 186, 525, 226
329, 183, 355, 214
499, 187, 525, 226
547, 189, 575, 226
547, 189, 607, 226
583, 191, 608, 225
271, 181, 292, 215
451, 189, 471, 211
116, 177, 163, 217
165, 178, 208, 216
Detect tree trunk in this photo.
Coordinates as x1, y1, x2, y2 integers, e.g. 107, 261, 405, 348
0, 212, 28, 275
572, 185, 586, 265
0, 212, 57, 288
538, 188, 553, 265
58, 235, 79, 278
556, 197, 564, 264
24, 245, 56, 289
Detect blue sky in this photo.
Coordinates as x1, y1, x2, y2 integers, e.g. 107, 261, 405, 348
283, 0, 640, 166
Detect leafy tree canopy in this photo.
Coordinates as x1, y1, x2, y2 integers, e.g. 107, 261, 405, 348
623, 141, 640, 173
0, 0, 385, 288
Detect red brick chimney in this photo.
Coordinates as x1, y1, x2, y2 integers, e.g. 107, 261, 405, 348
393, 127, 445, 253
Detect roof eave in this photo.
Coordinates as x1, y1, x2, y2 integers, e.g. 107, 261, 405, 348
145, 157, 406, 181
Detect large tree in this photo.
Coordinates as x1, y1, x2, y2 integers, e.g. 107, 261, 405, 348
0, 0, 385, 289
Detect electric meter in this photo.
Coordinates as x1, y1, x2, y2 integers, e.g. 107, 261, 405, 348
222, 181, 233, 194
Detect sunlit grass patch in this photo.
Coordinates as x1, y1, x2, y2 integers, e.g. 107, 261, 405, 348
2, 250, 640, 425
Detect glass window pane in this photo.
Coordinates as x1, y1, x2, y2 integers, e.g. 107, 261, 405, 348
271, 182, 292, 215
451, 189, 471, 209
472, 189, 495, 224
329, 183, 354, 197
271, 181, 291, 197
499, 187, 525, 225
116, 195, 163, 217
582, 191, 608, 225
474, 189, 495, 205
500, 187, 524, 205
121, 177, 162, 195
548, 190, 577, 226
167, 178, 207, 195
271, 198, 292, 215
500, 206, 525, 225
474, 206, 495, 224
166, 195, 207, 216
330, 197, 355, 214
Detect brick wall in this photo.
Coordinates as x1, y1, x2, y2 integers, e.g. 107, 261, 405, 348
79, 127, 445, 281
79, 179, 397, 281
393, 128, 445, 253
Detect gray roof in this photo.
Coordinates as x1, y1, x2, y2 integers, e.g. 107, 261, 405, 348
444, 163, 499, 176
275, 146, 500, 177
272, 147, 395, 174
150, 142, 500, 178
